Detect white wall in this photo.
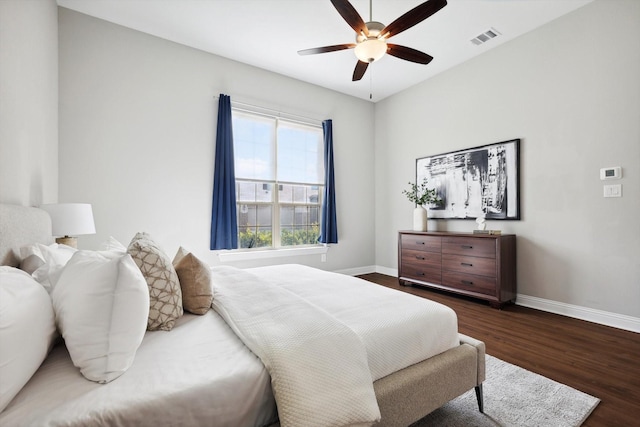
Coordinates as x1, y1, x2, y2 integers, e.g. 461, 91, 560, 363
58, 8, 375, 271
374, 0, 640, 319
0, 0, 58, 206
57, 1, 639, 324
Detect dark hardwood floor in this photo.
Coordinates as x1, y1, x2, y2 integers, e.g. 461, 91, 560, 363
357, 273, 640, 427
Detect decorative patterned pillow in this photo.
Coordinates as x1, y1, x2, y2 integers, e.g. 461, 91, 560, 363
173, 247, 213, 315
127, 233, 183, 331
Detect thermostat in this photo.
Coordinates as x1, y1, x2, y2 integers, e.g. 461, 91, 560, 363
600, 167, 621, 180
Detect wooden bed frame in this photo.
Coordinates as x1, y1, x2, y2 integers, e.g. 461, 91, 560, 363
0, 203, 485, 426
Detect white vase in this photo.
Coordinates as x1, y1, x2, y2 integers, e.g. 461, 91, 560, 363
413, 206, 427, 231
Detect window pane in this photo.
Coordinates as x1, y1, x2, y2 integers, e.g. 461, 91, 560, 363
237, 203, 272, 248
279, 184, 293, 203
237, 181, 257, 202
308, 185, 320, 204
233, 112, 275, 180
278, 184, 322, 205
292, 186, 306, 203
279, 204, 320, 246
257, 205, 271, 226
237, 180, 273, 203
280, 206, 294, 225
309, 206, 319, 224
256, 183, 273, 203
277, 120, 323, 184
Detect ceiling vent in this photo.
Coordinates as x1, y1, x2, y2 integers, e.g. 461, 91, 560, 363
471, 28, 501, 46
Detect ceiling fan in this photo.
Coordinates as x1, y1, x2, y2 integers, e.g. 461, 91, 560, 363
298, 0, 447, 81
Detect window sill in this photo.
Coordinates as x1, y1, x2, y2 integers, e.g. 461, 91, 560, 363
217, 245, 329, 262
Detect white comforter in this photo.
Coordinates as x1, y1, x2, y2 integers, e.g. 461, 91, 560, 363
249, 264, 460, 381
0, 311, 277, 427
210, 264, 459, 427
210, 266, 381, 427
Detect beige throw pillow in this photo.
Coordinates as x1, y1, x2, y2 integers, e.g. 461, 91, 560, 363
173, 247, 213, 315
128, 232, 183, 331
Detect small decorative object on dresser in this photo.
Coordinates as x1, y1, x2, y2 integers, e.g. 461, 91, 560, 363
402, 179, 441, 232
398, 231, 516, 308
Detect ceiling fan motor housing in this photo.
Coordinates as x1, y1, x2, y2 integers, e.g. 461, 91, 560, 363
356, 21, 386, 42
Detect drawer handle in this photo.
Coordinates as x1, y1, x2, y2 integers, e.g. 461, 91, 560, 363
416, 256, 425, 260
417, 272, 425, 276
461, 245, 473, 249
461, 262, 473, 267
461, 280, 474, 286
416, 241, 425, 245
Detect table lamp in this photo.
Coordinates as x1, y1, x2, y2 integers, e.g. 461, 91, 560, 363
40, 203, 96, 248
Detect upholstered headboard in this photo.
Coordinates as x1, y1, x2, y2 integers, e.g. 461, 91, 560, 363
0, 204, 53, 267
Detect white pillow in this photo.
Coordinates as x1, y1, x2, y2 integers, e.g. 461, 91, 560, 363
0, 267, 56, 413
52, 251, 149, 383
20, 243, 77, 292
99, 236, 127, 253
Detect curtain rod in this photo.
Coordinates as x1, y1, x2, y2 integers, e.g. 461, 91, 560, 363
213, 95, 323, 127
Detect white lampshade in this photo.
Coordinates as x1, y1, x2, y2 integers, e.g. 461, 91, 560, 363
40, 203, 96, 237
354, 39, 387, 63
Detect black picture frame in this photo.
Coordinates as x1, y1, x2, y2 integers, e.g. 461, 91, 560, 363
416, 139, 521, 220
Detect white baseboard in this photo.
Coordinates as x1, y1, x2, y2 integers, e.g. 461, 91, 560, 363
374, 265, 397, 277
362, 266, 640, 334
516, 294, 640, 334
335, 265, 378, 276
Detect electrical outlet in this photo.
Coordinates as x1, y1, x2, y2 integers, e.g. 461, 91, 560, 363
321, 253, 327, 262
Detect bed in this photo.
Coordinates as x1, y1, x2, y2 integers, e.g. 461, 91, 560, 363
0, 203, 485, 427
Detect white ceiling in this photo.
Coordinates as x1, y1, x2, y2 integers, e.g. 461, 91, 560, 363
56, 0, 593, 102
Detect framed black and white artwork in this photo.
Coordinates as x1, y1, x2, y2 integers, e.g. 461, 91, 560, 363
417, 139, 521, 220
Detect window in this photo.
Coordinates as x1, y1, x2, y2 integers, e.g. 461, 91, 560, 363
233, 110, 324, 249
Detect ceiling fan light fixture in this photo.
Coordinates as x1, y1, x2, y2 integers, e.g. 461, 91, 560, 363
354, 38, 387, 63
299, 0, 447, 81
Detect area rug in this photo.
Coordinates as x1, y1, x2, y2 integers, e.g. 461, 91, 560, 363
411, 355, 600, 427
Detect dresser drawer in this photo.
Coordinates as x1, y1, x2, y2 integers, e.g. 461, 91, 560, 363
398, 231, 516, 308
441, 271, 497, 296
442, 254, 496, 278
401, 261, 441, 284
402, 249, 441, 269
401, 234, 441, 253
442, 237, 496, 258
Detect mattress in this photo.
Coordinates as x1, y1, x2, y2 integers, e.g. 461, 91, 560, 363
0, 311, 277, 427
247, 264, 459, 381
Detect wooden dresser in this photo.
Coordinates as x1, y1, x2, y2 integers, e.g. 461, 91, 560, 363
398, 231, 517, 308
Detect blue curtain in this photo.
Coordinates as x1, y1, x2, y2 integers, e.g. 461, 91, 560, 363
210, 94, 238, 249
319, 119, 338, 244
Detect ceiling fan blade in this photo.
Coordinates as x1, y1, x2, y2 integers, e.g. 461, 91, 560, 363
352, 60, 369, 81
380, 0, 447, 39
386, 44, 433, 64
330, 0, 368, 36
298, 44, 356, 56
